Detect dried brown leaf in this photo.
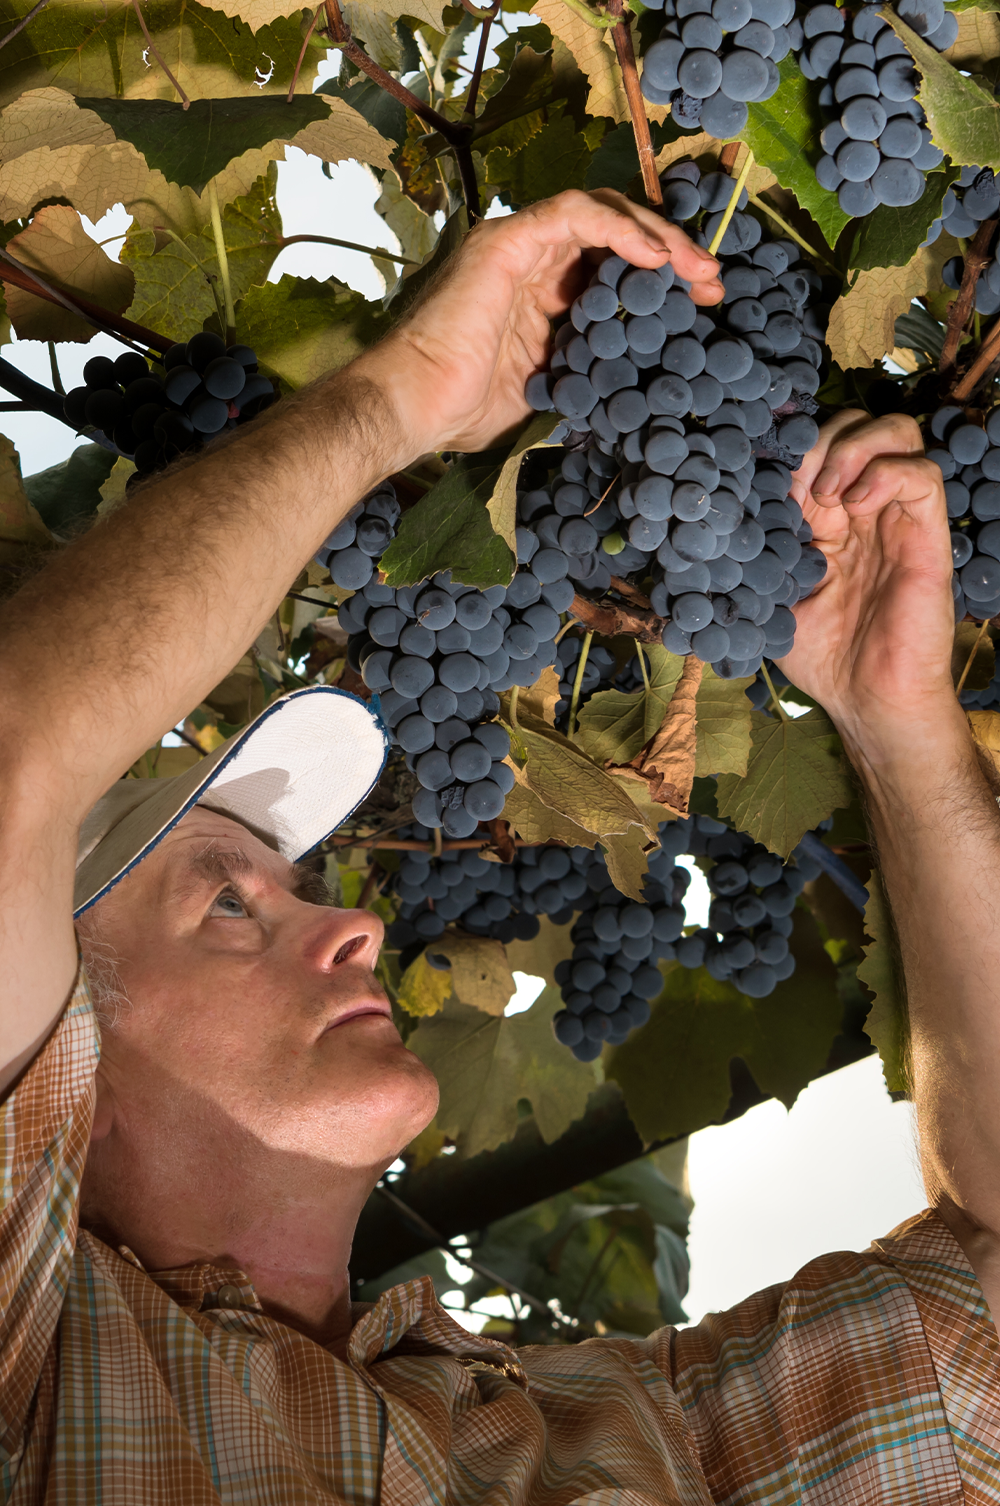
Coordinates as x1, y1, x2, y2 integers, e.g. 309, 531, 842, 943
609, 654, 703, 814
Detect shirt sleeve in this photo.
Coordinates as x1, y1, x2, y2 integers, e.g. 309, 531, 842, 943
638, 1243, 963, 1506
0, 970, 99, 1473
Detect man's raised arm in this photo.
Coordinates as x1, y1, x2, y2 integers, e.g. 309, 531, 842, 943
782, 411, 1000, 1316
0, 192, 721, 1091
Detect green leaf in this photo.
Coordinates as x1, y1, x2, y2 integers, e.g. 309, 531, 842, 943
715, 707, 853, 858
694, 664, 754, 777
738, 55, 851, 250
409, 988, 598, 1158
485, 110, 595, 206
122, 169, 282, 344
0, 0, 324, 111
486, 411, 560, 554
379, 451, 515, 590
884, 10, 1000, 167
946, 0, 1000, 11
397, 950, 453, 1017
22, 441, 114, 534
857, 870, 909, 1096
227, 275, 388, 392
78, 95, 329, 194
322, 76, 408, 150
849, 167, 959, 271
576, 644, 685, 765
605, 907, 843, 1144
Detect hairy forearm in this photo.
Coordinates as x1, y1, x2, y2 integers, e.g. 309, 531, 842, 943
2, 360, 407, 821
845, 702, 1000, 1233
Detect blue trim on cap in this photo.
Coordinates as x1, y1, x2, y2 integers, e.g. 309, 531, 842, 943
74, 685, 390, 918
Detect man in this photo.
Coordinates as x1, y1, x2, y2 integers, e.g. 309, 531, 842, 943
0, 189, 995, 1503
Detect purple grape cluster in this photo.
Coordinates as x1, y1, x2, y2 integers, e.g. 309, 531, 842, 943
638, 0, 789, 137
805, 1, 952, 214
941, 169, 1000, 314
923, 403, 1000, 622
525, 163, 829, 678
63, 333, 274, 477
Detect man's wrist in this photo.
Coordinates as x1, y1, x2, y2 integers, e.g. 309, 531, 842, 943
833, 695, 977, 818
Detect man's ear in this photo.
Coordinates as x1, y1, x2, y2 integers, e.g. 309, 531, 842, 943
91, 1071, 114, 1142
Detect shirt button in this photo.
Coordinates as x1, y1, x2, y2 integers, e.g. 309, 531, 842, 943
216, 1284, 244, 1308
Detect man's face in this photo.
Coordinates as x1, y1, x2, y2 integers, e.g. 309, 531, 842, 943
81, 806, 438, 1255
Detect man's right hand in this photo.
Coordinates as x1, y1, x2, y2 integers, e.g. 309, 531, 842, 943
780, 410, 960, 764
361, 189, 723, 460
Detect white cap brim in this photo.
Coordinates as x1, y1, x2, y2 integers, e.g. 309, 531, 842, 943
74, 686, 389, 917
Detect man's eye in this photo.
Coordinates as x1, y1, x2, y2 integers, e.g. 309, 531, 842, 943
209, 891, 249, 919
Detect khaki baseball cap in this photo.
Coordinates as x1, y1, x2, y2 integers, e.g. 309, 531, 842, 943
74, 686, 388, 916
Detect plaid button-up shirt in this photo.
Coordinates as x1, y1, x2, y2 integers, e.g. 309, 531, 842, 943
1, 972, 998, 1505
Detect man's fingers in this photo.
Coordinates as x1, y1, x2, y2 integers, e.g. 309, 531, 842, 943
810, 412, 925, 502
580, 189, 722, 292
789, 409, 870, 500
840, 454, 949, 524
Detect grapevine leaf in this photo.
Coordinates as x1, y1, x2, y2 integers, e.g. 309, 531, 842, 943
502, 778, 599, 848
1, 203, 133, 342
506, 663, 562, 728
849, 167, 959, 272
506, 913, 575, 991
883, 11, 1000, 167
487, 411, 560, 553
484, 110, 597, 205
397, 950, 453, 1017
409, 989, 597, 1158
122, 169, 283, 344
375, 167, 438, 267
944, 5, 1000, 84
321, 76, 408, 151
530, 0, 668, 123
227, 275, 388, 392
602, 825, 650, 902
0, 0, 324, 110
826, 233, 957, 369
576, 645, 685, 765
654, 132, 778, 198
379, 451, 515, 590
78, 95, 327, 193
518, 721, 656, 840
605, 908, 842, 1143
473, 42, 556, 155
694, 664, 754, 778
738, 54, 851, 250
23, 441, 114, 535
857, 870, 909, 1095
714, 707, 853, 858
434, 933, 515, 1016
945, 0, 1000, 13
0, 435, 53, 564
205, 0, 447, 33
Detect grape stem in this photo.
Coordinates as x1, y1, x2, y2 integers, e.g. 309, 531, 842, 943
634, 639, 651, 694
569, 629, 594, 740
287, 6, 322, 102
953, 315, 1000, 403
746, 193, 843, 280
208, 182, 236, 342
940, 214, 997, 380
759, 661, 788, 722
278, 233, 422, 265
955, 617, 993, 696
0, 0, 51, 52
129, 0, 190, 109
708, 147, 755, 257
508, 683, 521, 729
606, 0, 663, 209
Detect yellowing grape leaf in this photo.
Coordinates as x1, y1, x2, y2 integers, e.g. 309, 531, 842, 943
487, 410, 559, 553
3, 204, 134, 342
506, 913, 575, 991
694, 664, 754, 778
434, 932, 515, 1016
884, 12, 1000, 169
519, 720, 655, 839
602, 824, 649, 902
409, 988, 597, 1157
204, 0, 447, 33
715, 707, 853, 857
609, 653, 702, 815
502, 777, 599, 848
397, 950, 453, 1017
827, 234, 957, 368
857, 870, 909, 1096
530, 0, 668, 123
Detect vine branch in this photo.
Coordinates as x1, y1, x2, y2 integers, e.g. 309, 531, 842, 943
606, 0, 662, 208
0, 248, 171, 352
571, 589, 664, 642
0, 0, 51, 52
287, 5, 322, 102
129, 0, 190, 108
953, 315, 1000, 402
940, 215, 997, 379
322, 0, 461, 141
